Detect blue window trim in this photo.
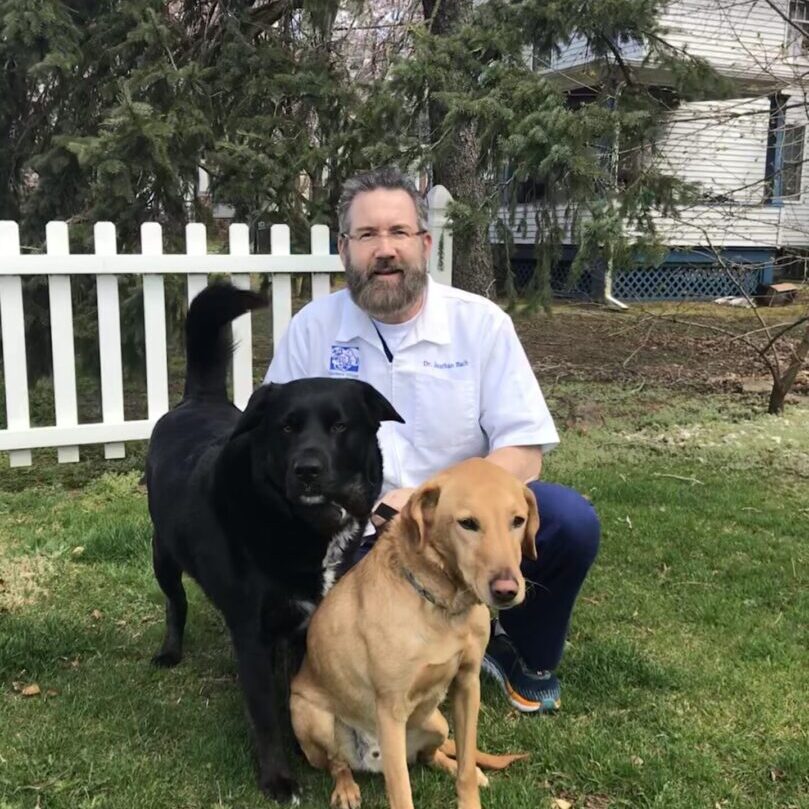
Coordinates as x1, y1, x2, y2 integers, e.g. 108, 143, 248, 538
764, 94, 787, 206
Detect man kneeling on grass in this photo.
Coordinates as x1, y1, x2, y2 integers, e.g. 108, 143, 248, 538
265, 166, 600, 714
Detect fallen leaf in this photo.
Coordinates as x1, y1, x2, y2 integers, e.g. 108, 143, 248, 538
90, 609, 102, 621
630, 755, 644, 767
21, 683, 41, 697
552, 799, 573, 809
71, 546, 85, 557
45, 689, 59, 698
769, 768, 785, 782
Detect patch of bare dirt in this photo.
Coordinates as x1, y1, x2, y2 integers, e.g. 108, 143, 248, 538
513, 302, 809, 397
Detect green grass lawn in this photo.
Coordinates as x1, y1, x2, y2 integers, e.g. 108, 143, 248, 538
1, 383, 807, 809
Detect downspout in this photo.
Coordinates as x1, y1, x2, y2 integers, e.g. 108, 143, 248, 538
605, 82, 628, 311
605, 245, 628, 310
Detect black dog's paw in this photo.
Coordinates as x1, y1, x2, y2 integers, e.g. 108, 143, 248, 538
260, 772, 300, 804
150, 649, 182, 667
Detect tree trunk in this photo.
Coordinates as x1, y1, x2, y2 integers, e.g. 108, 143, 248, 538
422, 0, 495, 297
767, 320, 809, 414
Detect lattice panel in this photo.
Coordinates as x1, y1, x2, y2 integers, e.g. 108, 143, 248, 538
511, 258, 766, 301
550, 263, 593, 297
612, 264, 764, 301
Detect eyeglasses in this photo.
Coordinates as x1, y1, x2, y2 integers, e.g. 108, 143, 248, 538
340, 228, 428, 246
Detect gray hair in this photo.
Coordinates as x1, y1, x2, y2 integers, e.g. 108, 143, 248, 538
337, 167, 429, 235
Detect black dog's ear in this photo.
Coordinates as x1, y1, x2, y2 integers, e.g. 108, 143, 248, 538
355, 380, 404, 424
232, 383, 278, 438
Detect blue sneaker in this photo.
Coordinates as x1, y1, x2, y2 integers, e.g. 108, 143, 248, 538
481, 633, 561, 714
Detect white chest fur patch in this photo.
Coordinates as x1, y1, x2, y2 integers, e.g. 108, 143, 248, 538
321, 518, 359, 596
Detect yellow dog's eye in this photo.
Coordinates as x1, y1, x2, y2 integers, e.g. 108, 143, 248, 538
512, 516, 526, 528
458, 517, 479, 531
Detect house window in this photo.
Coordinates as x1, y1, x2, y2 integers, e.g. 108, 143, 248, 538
781, 125, 805, 199
765, 95, 805, 202
514, 177, 547, 204
788, 1, 809, 53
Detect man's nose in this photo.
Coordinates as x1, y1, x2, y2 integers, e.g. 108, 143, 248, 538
373, 240, 397, 258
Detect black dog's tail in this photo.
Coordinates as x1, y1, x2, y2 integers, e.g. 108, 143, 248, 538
184, 282, 268, 401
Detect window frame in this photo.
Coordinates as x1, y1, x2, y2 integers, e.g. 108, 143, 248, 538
787, 0, 809, 55
780, 123, 806, 200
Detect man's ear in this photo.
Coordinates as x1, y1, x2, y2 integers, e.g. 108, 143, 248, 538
521, 485, 540, 561
401, 482, 441, 550
354, 380, 404, 424
231, 384, 277, 438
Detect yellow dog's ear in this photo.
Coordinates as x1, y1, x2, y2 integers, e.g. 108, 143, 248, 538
521, 486, 540, 560
401, 482, 441, 550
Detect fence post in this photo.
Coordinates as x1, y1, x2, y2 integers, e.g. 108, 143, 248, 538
228, 223, 254, 409
47, 221, 80, 463
185, 224, 208, 304
94, 222, 126, 459
427, 185, 453, 286
0, 221, 32, 467
270, 225, 292, 351
141, 223, 170, 419
310, 225, 332, 300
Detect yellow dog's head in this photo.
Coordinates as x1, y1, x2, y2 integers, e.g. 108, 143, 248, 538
401, 458, 539, 609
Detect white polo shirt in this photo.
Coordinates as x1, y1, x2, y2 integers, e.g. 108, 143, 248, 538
265, 278, 559, 496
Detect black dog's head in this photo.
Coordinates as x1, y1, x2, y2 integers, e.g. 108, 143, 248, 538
232, 378, 403, 519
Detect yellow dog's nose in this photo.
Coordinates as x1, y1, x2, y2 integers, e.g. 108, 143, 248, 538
489, 574, 520, 606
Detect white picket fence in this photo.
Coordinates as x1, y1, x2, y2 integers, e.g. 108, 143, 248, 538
0, 186, 453, 467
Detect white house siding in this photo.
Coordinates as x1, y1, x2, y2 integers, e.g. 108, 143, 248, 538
546, 34, 593, 73
495, 96, 782, 247
658, 0, 809, 86
633, 205, 781, 247
656, 97, 772, 204
494, 202, 781, 248
546, 34, 646, 74
544, 2, 809, 86
491, 203, 576, 245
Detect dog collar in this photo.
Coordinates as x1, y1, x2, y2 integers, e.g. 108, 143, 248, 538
401, 565, 471, 617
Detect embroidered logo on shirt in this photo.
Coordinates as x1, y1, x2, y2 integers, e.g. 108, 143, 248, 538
330, 345, 360, 374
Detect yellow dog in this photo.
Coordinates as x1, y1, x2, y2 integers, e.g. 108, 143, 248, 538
291, 458, 537, 809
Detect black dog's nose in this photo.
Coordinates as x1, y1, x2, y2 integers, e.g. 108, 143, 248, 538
293, 459, 323, 483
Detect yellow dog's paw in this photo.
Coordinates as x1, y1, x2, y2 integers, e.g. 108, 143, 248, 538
330, 779, 361, 809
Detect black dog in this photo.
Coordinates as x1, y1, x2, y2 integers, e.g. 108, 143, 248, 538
145, 283, 402, 802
